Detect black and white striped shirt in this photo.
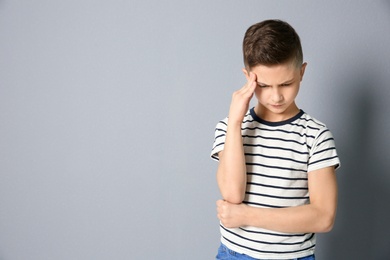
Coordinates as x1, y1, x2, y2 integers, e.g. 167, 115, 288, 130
211, 108, 340, 259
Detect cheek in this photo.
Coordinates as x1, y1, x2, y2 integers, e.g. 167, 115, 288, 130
288, 87, 300, 99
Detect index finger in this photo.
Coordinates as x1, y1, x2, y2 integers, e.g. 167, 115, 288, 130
246, 72, 257, 92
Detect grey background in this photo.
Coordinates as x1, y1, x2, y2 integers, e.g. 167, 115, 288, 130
1, 1, 389, 259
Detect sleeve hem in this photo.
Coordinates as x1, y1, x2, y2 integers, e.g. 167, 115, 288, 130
307, 159, 340, 173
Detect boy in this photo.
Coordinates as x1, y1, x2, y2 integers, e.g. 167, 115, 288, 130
210, 20, 340, 260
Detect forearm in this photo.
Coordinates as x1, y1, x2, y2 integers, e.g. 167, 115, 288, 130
217, 167, 338, 233
217, 122, 247, 204
216, 71, 257, 204
244, 203, 336, 233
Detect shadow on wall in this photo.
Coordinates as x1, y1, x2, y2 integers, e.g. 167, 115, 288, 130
320, 68, 390, 259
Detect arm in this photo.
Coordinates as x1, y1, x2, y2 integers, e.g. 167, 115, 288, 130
217, 71, 257, 204
217, 166, 338, 233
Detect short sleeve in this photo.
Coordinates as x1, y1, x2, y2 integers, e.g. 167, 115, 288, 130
307, 127, 340, 173
210, 119, 228, 161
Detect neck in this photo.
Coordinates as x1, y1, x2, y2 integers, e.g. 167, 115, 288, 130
254, 103, 300, 122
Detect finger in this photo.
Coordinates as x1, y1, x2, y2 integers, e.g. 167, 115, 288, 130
238, 71, 254, 90
249, 78, 257, 93
242, 72, 257, 92
249, 73, 258, 87
238, 81, 255, 97
249, 72, 256, 81
240, 79, 256, 98
216, 201, 224, 213
248, 72, 257, 84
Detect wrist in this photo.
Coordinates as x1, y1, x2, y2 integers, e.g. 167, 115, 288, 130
243, 205, 259, 227
227, 118, 243, 129
240, 204, 251, 226
228, 110, 245, 126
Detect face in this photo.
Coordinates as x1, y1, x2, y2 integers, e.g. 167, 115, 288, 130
245, 61, 307, 122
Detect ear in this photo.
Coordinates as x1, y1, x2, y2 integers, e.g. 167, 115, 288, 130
242, 68, 250, 80
300, 62, 307, 81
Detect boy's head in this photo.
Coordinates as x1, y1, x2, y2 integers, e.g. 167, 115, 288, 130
243, 20, 303, 70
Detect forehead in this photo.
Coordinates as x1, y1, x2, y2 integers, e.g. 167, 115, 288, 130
250, 63, 300, 84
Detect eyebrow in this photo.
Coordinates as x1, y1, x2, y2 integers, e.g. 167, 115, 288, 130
257, 79, 295, 86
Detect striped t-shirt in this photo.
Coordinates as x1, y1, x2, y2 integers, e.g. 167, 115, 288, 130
211, 108, 340, 259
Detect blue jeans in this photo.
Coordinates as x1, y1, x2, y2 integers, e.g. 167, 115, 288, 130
216, 243, 315, 260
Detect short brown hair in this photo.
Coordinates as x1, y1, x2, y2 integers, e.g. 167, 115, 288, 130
243, 20, 303, 69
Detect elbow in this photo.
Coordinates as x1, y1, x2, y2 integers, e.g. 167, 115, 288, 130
319, 219, 334, 233
220, 189, 245, 204
217, 176, 246, 204
317, 212, 336, 233
223, 195, 244, 205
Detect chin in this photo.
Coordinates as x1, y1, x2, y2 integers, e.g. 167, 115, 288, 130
268, 106, 286, 113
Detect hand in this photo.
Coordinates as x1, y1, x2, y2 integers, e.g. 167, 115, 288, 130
228, 71, 257, 124
216, 200, 248, 228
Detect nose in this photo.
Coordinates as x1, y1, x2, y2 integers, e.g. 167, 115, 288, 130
271, 89, 283, 103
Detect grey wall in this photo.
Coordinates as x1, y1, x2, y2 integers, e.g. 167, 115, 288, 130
1, 1, 389, 259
